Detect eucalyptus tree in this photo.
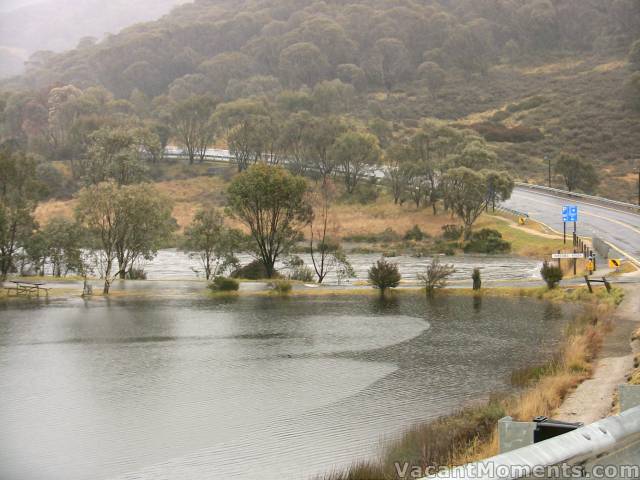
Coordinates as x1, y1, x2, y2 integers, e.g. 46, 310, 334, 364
76, 182, 176, 293
182, 209, 240, 281
226, 164, 311, 279
170, 95, 217, 164
442, 167, 488, 238
0, 145, 41, 281
331, 131, 381, 194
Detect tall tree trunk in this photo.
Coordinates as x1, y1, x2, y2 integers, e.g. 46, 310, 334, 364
103, 259, 112, 294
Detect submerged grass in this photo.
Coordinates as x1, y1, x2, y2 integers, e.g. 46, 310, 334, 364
316, 287, 622, 480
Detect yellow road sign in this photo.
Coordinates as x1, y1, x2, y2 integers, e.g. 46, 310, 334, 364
518, 217, 526, 225
609, 259, 622, 269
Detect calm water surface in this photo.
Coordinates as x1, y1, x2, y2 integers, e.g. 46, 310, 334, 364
0, 295, 570, 480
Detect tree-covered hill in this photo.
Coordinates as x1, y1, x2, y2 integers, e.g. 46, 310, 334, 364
2, 0, 640, 201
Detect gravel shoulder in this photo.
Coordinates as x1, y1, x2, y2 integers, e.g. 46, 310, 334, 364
556, 273, 640, 424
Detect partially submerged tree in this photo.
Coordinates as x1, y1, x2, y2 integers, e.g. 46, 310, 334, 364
182, 209, 239, 280
418, 257, 456, 296
0, 145, 41, 281
226, 164, 311, 278
368, 258, 401, 295
308, 182, 353, 284
76, 182, 176, 293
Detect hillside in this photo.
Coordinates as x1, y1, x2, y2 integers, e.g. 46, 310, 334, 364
1, 0, 640, 201
0, 0, 189, 78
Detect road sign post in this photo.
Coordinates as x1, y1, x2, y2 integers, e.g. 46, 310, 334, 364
562, 206, 578, 246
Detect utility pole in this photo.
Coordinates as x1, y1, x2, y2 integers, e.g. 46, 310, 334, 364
545, 155, 550, 187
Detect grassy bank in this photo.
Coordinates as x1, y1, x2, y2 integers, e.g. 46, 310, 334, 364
317, 286, 623, 480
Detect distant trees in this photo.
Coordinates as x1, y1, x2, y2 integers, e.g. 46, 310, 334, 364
79, 126, 148, 186
279, 42, 329, 87
226, 164, 311, 278
555, 154, 599, 193
628, 39, 640, 70
170, 95, 217, 164
331, 131, 381, 193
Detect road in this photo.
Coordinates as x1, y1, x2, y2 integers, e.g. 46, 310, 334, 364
503, 187, 640, 266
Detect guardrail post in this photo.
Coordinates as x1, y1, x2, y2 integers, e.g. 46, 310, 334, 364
498, 416, 536, 454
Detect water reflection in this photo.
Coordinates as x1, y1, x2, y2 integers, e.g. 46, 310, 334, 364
0, 295, 572, 480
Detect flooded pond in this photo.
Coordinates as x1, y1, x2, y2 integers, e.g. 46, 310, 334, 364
143, 249, 541, 284
0, 294, 569, 479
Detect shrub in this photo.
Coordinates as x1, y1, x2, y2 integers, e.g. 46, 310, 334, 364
463, 229, 511, 254
271, 279, 292, 294
540, 261, 563, 289
231, 260, 277, 279
285, 255, 315, 282
210, 276, 240, 291
418, 257, 455, 296
344, 228, 400, 243
472, 268, 481, 290
470, 122, 544, 143
368, 259, 401, 294
350, 182, 379, 204
441, 224, 464, 241
404, 224, 427, 241
127, 268, 147, 280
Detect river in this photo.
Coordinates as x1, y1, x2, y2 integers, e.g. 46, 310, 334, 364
0, 294, 570, 479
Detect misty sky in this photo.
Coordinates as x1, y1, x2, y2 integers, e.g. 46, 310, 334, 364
0, 0, 190, 76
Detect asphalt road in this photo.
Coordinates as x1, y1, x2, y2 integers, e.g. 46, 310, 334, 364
503, 187, 640, 266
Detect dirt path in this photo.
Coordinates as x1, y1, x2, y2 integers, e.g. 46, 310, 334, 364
555, 275, 640, 424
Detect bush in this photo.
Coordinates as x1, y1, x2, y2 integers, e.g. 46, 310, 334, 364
368, 258, 401, 294
470, 122, 544, 143
418, 257, 455, 296
231, 260, 278, 279
127, 268, 147, 280
472, 268, 481, 290
441, 224, 464, 241
404, 224, 427, 241
540, 261, 563, 289
285, 256, 315, 282
344, 227, 400, 243
350, 181, 379, 204
210, 276, 240, 291
463, 229, 511, 254
271, 279, 292, 294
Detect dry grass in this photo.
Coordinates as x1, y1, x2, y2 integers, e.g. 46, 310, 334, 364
35, 176, 228, 230
332, 200, 461, 240
520, 59, 584, 75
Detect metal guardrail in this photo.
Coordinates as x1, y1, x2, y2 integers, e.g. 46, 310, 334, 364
424, 405, 640, 480
516, 183, 640, 215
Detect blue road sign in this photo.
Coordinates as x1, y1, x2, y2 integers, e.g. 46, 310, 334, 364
562, 205, 578, 223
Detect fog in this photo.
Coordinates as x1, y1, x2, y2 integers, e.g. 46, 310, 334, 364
0, 0, 190, 77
